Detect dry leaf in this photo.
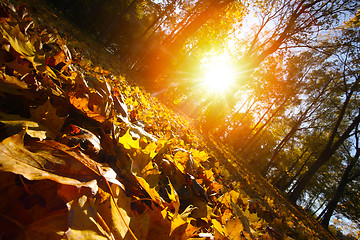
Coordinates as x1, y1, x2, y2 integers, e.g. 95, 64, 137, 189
30, 99, 66, 139
225, 218, 243, 240
0, 131, 101, 193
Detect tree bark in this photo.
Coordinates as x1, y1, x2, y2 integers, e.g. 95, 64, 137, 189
262, 79, 330, 175
288, 76, 360, 203
321, 139, 360, 226
288, 111, 360, 203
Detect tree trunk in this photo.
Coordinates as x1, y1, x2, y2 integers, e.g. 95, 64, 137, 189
321, 147, 360, 226
262, 80, 330, 176
288, 111, 360, 203
273, 148, 308, 189
286, 151, 314, 193
288, 76, 360, 203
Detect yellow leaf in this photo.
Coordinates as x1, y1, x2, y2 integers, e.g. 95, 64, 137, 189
142, 141, 158, 159
222, 190, 240, 208
174, 150, 189, 165
191, 150, 209, 164
212, 219, 228, 237
244, 209, 259, 223
118, 129, 140, 149
167, 180, 180, 215
221, 209, 233, 225
225, 218, 243, 240
30, 99, 66, 139
170, 214, 188, 236
136, 176, 163, 205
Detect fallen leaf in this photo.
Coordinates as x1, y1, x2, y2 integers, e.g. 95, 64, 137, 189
68, 91, 106, 123
211, 219, 228, 239
59, 124, 101, 155
225, 218, 243, 240
0, 69, 29, 89
30, 99, 66, 139
118, 129, 140, 150
0, 112, 47, 140
0, 172, 68, 240
65, 195, 115, 240
0, 131, 101, 193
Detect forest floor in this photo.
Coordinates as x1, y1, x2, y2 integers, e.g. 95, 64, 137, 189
0, 0, 339, 239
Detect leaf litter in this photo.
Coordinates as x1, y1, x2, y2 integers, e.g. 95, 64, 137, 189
0, 2, 336, 240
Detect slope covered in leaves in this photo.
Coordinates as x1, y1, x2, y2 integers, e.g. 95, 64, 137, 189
0, 2, 336, 239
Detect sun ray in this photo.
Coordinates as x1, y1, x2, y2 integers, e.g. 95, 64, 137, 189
200, 54, 235, 94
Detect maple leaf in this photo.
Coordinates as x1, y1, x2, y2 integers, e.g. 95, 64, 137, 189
68, 91, 107, 123
169, 214, 188, 237
0, 22, 45, 69
59, 124, 101, 156
0, 130, 101, 193
118, 129, 140, 150
30, 98, 66, 139
225, 218, 243, 240
0, 69, 29, 90
0, 172, 68, 240
191, 149, 209, 165
0, 112, 47, 140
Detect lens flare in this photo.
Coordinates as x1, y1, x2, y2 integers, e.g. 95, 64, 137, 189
200, 54, 235, 93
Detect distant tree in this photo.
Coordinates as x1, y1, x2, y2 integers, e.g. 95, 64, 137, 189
320, 126, 360, 227
288, 12, 360, 202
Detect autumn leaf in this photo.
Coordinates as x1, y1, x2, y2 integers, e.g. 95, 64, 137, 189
244, 209, 260, 223
169, 214, 188, 238
59, 124, 101, 155
30, 98, 66, 139
225, 218, 243, 240
0, 23, 36, 58
136, 175, 164, 205
0, 69, 29, 90
166, 179, 180, 215
68, 91, 107, 123
118, 129, 140, 150
65, 195, 116, 240
221, 209, 233, 225
0, 112, 47, 140
0, 22, 45, 68
0, 130, 101, 193
0, 172, 68, 240
191, 149, 209, 164
222, 190, 240, 208
212, 219, 228, 239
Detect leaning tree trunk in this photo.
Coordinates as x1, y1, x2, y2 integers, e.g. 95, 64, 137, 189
288, 112, 360, 203
321, 147, 360, 226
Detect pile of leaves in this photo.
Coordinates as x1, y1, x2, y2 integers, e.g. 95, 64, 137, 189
0, 2, 336, 239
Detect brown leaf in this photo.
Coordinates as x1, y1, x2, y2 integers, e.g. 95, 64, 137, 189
146, 209, 171, 239
30, 99, 66, 139
0, 22, 45, 68
0, 130, 101, 192
5, 57, 33, 75
59, 124, 101, 156
0, 172, 68, 240
68, 91, 106, 122
65, 195, 115, 240
0, 68, 28, 89
0, 112, 46, 140
66, 183, 141, 240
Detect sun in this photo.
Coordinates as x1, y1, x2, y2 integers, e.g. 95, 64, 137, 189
200, 54, 235, 93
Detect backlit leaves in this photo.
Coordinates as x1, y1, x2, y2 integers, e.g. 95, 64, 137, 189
118, 129, 140, 150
